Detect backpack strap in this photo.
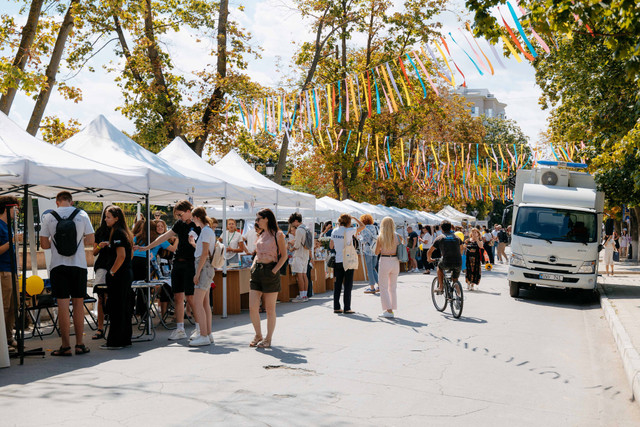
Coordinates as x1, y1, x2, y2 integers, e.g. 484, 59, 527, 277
50, 211, 62, 222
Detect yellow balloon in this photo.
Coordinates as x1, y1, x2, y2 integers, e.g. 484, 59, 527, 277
26, 275, 45, 296
455, 231, 464, 241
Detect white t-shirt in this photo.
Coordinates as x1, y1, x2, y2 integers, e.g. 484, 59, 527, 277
331, 226, 356, 263
222, 230, 243, 260
243, 227, 258, 253
420, 232, 433, 249
41, 206, 94, 270
194, 226, 216, 258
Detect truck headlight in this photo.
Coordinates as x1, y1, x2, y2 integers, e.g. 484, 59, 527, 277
510, 253, 526, 267
577, 261, 596, 274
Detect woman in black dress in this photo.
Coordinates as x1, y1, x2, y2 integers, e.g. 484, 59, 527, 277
102, 206, 134, 350
465, 228, 483, 291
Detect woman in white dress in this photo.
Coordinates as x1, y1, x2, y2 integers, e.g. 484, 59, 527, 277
603, 234, 617, 276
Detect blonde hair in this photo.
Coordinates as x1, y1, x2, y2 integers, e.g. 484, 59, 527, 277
470, 228, 481, 242
377, 216, 397, 253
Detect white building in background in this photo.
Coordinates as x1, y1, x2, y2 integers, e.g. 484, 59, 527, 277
455, 87, 507, 119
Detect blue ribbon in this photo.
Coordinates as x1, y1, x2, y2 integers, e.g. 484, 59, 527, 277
507, 2, 537, 58
405, 54, 427, 98
449, 33, 483, 76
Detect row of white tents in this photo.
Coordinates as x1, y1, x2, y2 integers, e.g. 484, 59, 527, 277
0, 112, 475, 325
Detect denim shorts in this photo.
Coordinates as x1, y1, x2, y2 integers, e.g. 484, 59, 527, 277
194, 257, 214, 290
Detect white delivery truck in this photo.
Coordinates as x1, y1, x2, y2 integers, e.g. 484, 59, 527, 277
508, 161, 604, 298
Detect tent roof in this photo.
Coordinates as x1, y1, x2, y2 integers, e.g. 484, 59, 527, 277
59, 115, 226, 203
211, 151, 315, 209
437, 205, 476, 222
0, 112, 145, 199
318, 196, 365, 217
158, 138, 277, 205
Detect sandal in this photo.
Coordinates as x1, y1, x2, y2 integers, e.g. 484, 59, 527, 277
257, 339, 271, 348
344, 310, 355, 314
249, 335, 263, 347
92, 329, 105, 340
75, 344, 91, 355
51, 346, 72, 357
334, 309, 343, 314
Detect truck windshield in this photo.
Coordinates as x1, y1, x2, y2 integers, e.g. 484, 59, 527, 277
514, 206, 597, 243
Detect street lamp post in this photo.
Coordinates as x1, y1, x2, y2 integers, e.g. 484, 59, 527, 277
265, 158, 275, 177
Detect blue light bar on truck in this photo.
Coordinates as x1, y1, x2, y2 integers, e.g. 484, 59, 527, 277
537, 160, 588, 169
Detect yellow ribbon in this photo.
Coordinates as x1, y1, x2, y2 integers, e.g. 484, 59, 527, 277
327, 84, 333, 128
380, 65, 398, 112
500, 35, 523, 63
394, 59, 412, 107
430, 143, 439, 172
434, 41, 456, 87
349, 77, 358, 118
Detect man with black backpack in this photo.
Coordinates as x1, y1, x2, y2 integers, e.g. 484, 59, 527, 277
497, 225, 509, 263
40, 192, 94, 356
288, 213, 311, 303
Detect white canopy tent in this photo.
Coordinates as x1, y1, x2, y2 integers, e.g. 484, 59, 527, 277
0, 112, 145, 199
211, 151, 315, 211
437, 205, 476, 224
318, 196, 366, 218
157, 138, 277, 206
59, 115, 228, 204
358, 202, 399, 222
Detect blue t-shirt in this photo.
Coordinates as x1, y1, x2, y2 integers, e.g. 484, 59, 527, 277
133, 236, 169, 258
0, 220, 11, 272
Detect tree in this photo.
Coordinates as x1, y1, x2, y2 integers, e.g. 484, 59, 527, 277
0, 0, 45, 114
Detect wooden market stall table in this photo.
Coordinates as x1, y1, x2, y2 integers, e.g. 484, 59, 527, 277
277, 265, 300, 302
312, 259, 326, 294
212, 267, 251, 315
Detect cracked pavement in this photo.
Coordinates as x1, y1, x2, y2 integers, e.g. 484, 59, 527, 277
1, 262, 639, 426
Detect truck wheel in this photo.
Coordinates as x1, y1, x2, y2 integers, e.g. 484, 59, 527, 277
509, 281, 520, 298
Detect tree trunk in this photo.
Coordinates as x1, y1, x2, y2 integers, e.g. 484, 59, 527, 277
143, 0, 181, 141
0, 0, 44, 114
190, 0, 228, 156
26, 0, 77, 136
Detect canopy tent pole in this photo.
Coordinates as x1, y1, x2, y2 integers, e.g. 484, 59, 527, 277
222, 186, 228, 319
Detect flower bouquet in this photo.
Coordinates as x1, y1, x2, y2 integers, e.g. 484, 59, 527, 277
318, 236, 331, 250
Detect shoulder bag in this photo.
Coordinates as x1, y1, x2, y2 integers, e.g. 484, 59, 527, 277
343, 231, 359, 270
396, 234, 409, 263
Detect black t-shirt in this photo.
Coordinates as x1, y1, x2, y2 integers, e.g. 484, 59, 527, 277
498, 230, 509, 243
432, 232, 462, 266
408, 231, 418, 248
110, 228, 132, 269
171, 220, 201, 260
94, 226, 111, 270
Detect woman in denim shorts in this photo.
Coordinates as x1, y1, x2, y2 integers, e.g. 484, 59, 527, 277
249, 208, 287, 348
188, 208, 217, 347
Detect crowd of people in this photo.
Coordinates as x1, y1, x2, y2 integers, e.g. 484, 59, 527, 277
5, 190, 632, 355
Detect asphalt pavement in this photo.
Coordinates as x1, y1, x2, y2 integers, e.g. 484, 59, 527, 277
1, 263, 639, 426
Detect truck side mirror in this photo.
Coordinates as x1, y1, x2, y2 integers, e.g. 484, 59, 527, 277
598, 244, 604, 253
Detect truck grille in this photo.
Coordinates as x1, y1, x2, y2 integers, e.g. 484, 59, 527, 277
531, 267, 573, 274
531, 260, 575, 267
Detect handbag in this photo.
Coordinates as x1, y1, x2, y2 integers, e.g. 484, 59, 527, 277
396, 235, 408, 263
211, 241, 225, 269
327, 254, 336, 268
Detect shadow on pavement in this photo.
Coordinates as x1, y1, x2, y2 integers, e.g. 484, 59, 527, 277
514, 286, 600, 308
442, 314, 487, 324
600, 282, 640, 300
255, 346, 309, 365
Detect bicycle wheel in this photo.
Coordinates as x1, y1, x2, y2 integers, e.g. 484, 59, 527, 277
450, 281, 464, 318
431, 277, 447, 312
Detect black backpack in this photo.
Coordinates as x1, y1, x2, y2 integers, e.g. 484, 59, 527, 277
50, 209, 81, 256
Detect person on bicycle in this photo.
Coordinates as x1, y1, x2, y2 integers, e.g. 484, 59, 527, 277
427, 220, 464, 294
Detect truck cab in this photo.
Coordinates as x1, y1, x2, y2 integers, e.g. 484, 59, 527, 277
508, 161, 604, 298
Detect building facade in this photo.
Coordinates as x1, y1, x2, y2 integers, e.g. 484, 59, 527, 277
455, 87, 507, 119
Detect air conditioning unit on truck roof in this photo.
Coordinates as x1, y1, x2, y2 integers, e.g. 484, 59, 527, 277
508, 161, 604, 298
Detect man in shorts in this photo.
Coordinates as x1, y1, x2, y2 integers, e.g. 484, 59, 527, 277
40, 192, 94, 356
407, 226, 419, 273
427, 220, 464, 294
140, 200, 200, 340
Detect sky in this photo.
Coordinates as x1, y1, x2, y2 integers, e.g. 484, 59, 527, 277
1, 0, 548, 146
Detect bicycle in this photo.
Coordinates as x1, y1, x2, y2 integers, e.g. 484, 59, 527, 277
430, 269, 464, 318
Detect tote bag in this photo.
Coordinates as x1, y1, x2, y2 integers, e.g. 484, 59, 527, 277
343, 233, 359, 270
396, 235, 408, 263
211, 241, 226, 269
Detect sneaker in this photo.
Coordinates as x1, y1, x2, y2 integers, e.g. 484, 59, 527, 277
375, 287, 380, 293
379, 311, 394, 318
413, 268, 420, 273
364, 288, 376, 294
189, 327, 200, 341
291, 296, 304, 303
99, 344, 124, 350
209, 333, 215, 344
302, 296, 309, 302
168, 329, 187, 340
189, 335, 211, 346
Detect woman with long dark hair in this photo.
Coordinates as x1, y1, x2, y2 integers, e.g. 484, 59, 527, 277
465, 228, 483, 291
102, 206, 134, 350
249, 208, 287, 348
330, 214, 365, 314
91, 205, 113, 340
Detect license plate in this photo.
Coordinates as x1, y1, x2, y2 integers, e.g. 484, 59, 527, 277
539, 273, 563, 281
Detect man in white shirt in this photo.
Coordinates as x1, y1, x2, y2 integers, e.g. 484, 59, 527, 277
222, 219, 246, 266
288, 213, 310, 302
40, 191, 94, 356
